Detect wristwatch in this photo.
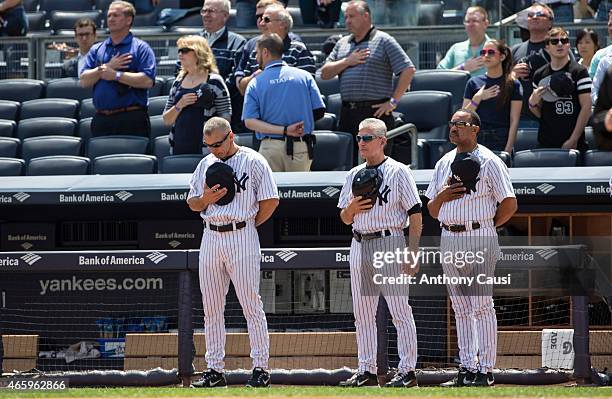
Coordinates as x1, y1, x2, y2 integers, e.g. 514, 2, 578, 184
115, 71, 123, 81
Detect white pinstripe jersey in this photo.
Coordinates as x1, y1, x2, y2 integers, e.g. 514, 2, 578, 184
425, 145, 515, 225
188, 146, 279, 224
338, 157, 422, 233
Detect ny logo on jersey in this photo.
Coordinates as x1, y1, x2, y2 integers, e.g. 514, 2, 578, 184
233, 172, 249, 193
377, 185, 391, 205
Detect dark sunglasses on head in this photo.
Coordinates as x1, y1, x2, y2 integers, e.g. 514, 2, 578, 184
203, 131, 231, 148
527, 11, 549, 18
178, 47, 194, 54
355, 135, 379, 143
479, 49, 497, 56
548, 37, 570, 45
448, 120, 475, 128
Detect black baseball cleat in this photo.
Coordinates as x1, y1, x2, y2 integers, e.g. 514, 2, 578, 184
246, 367, 271, 387
471, 372, 495, 387
440, 367, 476, 387
384, 370, 418, 388
339, 371, 379, 387
190, 369, 227, 388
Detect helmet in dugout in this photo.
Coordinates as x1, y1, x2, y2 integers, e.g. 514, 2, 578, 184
450, 152, 481, 194
205, 162, 236, 206
352, 167, 382, 205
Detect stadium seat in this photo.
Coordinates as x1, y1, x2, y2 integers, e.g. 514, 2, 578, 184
0, 137, 20, 157
583, 149, 612, 166
87, 135, 149, 159
92, 154, 157, 174
94, 0, 112, 11
80, 98, 96, 119
514, 128, 539, 152
233, 133, 255, 150
314, 113, 337, 131
287, 7, 303, 26
27, 155, 90, 175
0, 120, 16, 137
170, 11, 202, 27
0, 100, 20, 120
132, 10, 160, 27
40, 0, 93, 12
129, 26, 166, 35
17, 117, 77, 140
148, 96, 169, 116
584, 126, 595, 150
326, 93, 342, 121
418, 1, 444, 25
50, 10, 103, 32
418, 138, 455, 169
152, 135, 171, 159
26, 12, 47, 32
159, 154, 204, 173
0, 79, 45, 102
21, 135, 82, 162
78, 117, 93, 143
23, 0, 38, 12
150, 115, 170, 140
410, 69, 471, 111
149, 77, 166, 98
397, 90, 453, 140
492, 150, 512, 167
46, 78, 92, 101
161, 77, 175, 95
0, 157, 25, 176
20, 98, 79, 120
315, 75, 340, 97
513, 149, 580, 168
311, 131, 353, 171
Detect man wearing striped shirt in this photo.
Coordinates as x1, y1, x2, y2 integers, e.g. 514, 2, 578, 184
320, 0, 415, 143
236, 3, 316, 95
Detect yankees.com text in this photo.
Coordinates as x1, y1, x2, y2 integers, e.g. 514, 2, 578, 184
39, 276, 163, 295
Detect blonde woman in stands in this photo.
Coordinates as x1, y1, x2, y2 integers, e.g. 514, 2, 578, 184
163, 35, 231, 155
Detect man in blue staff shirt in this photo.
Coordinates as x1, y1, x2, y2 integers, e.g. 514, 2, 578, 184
80, 0, 156, 137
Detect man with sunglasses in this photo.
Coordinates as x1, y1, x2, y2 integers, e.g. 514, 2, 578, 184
243, 33, 324, 172
530, 27, 592, 151
338, 118, 422, 388
188, 117, 279, 389
236, 0, 288, 28
437, 6, 491, 77
320, 0, 416, 158
426, 109, 516, 387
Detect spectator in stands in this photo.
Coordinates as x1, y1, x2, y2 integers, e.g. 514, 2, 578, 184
236, 0, 288, 28
573, 0, 595, 19
463, 40, 522, 153
593, 0, 611, 21
368, 0, 419, 27
320, 0, 415, 145
80, 0, 156, 137
529, 27, 592, 151
300, 0, 342, 28
60, 19, 98, 79
163, 36, 231, 155
511, 3, 555, 128
592, 51, 612, 104
242, 33, 325, 172
539, 0, 575, 22
437, 6, 491, 77
592, 65, 612, 150
237, 4, 315, 96
575, 28, 599, 71
0, 0, 27, 36
199, 0, 246, 132
588, 10, 612, 78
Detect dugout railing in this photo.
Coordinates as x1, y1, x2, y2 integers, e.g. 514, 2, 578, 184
0, 244, 609, 386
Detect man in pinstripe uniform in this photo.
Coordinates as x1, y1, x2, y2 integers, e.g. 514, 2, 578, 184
188, 117, 279, 388
338, 118, 422, 388
425, 109, 517, 387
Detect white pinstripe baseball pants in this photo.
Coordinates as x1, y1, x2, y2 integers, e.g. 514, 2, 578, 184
349, 234, 418, 375
440, 226, 499, 373
198, 222, 269, 372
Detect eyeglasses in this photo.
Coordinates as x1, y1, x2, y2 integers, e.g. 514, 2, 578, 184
479, 49, 498, 56
355, 135, 380, 143
200, 8, 221, 14
527, 11, 550, 18
262, 16, 281, 24
448, 120, 475, 128
203, 131, 231, 148
548, 37, 570, 45
178, 47, 194, 54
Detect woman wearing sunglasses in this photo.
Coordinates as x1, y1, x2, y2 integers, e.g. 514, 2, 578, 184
163, 35, 231, 155
462, 40, 522, 153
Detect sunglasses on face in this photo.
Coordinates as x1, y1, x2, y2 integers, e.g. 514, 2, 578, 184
178, 47, 194, 54
262, 16, 281, 23
527, 11, 549, 18
256, 14, 264, 20
203, 131, 231, 148
448, 120, 475, 128
548, 37, 570, 45
479, 49, 498, 56
355, 135, 379, 143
